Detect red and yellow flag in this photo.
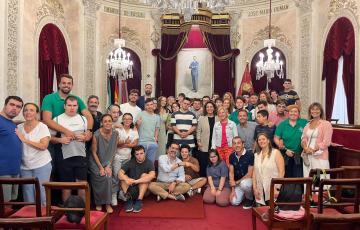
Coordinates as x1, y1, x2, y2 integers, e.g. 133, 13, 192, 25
237, 62, 253, 96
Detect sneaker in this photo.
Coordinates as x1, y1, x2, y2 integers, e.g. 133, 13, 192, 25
197, 188, 202, 194
125, 200, 133, 212
118, 190, 127, 202
175, 194, 186, 201
156, 195, 162, 202
111, 193, 118, 206
133, 199, 143, 213
242, 199, 254, 209
187, 189, 194, 197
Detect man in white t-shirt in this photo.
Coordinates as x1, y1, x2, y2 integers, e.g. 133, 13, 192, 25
120, 89, 141, 123
51, 96, 91, 202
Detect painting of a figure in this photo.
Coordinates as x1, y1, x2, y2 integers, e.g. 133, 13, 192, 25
177, 48, 213, 98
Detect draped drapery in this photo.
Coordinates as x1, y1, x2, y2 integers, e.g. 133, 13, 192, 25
322, 17, 355, 123
39, 23, 69, 103
152, 26, 190, 97
250, 47, 287, 93
199, 26, 240, 97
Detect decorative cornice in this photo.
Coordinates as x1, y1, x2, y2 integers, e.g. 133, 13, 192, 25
7, 0, 19, 95
36, 0, 65, 25
83, 0, 101, 18
121, 27, 147, 53
329, 0, 358, 20
293, 0, 313, 14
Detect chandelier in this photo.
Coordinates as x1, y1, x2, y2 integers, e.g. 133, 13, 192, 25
106, 0, 133, 80
143, 0, 235, 21
256, 0, 284, 91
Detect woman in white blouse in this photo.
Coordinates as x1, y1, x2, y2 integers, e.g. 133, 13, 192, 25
16, 103, 52, 205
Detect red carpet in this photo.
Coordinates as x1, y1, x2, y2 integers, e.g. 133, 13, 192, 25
111, 202, 270, 230
118, 194, 205, 219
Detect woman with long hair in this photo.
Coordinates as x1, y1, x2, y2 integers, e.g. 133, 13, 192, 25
89, 114, 119, 213
203, 149, 231, 207
16, 103, 52, 206
156, 96, 169, 159
301, 103, 333, 177
196, 101, 218, 176
253, 133, 284, 205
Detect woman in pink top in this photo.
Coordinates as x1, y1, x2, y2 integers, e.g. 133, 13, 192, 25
301, 103, 333, 177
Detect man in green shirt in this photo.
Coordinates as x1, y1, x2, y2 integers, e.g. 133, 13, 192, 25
41, 74, 93, 141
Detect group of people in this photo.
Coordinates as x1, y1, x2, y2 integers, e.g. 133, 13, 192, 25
0, 74, 333, 214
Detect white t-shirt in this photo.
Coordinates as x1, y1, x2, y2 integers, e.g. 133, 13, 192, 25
120, 103, 141, 122
115, 128, 139, 161
17, 122, 52, 170
53, 113, 87, 159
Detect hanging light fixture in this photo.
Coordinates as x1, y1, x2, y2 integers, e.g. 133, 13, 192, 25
256, 0, 284, 91
143, 0, 235, 21
106, 0, 133, 80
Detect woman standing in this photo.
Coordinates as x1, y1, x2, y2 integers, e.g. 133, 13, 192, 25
196, 101, 218, 177
211, 106, 238, 165
223, 98, 234, 114
16, 103, 52, 206
301, 103, 333, 177
253, 133, 284, 205
274, 105, 308, 177
156, 96, 169, 159
89, 114, 119, 213
203, 149, 231, 207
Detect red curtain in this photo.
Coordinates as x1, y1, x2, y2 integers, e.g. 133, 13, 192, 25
200, 28, 240, 97
152, 29, 190, 97
322, 17, 355, 123
39, 23, 69, 103
250, 47, 287, 93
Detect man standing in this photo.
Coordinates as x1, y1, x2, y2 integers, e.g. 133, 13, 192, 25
237, 109, 256, 151
137, 83, 153, 110
189, 56, 199, 92
118, 145, 155, 213
50, 96, 91, 201
149, 143, 191, 201
87, 95, 102, 133
120, 89, 141, 122
279, 79, 301, 106
171, 97, 197, 150
136, 98, 160, 163
229, 137, 254, 208
108, 104, 122, 128
190, 98, 203, 120
0, 96, 23, 201
268, 100, 288, 126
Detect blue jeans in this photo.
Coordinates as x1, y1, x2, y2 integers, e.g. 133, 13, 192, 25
139, 142, 158, 163
230, 178, 253, 206
20, 162, 52, 206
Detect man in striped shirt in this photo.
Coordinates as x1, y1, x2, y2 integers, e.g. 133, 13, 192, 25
171, 97, 197, 150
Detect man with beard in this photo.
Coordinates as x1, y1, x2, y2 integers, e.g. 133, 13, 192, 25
0, 96, 24, 201
120, 89, 141, 122
137, 83, 153, 110
41, 74, 93, 176
86, 95, 102, 153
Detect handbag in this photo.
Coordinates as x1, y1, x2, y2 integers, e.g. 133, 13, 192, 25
276, 183, 303, 211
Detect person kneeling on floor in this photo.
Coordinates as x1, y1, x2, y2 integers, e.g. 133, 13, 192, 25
118, 145, 155, 213
149, 142, 191, 201
229, 136, 254, 208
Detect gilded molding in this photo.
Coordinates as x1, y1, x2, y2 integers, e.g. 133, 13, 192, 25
7, 0, 19, 95
36, 0, 65, 25
329, 0, 358, 20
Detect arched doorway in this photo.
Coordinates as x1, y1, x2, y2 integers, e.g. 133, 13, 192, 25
38, 23, 69, 103
107, 47, 142, 104
250, 47, 287, 93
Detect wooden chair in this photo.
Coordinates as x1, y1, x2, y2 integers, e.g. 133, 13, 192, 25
310, 178, 360, 229
0, 216, 54, 229
252, 177, 312, 230
43, 181, 109, 230
0, 177, 45, 218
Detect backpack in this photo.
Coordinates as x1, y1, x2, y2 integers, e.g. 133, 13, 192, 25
64, 195, 85, 224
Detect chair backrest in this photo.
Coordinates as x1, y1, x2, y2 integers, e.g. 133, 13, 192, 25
269, 178, 313, 224
308, 168, 344, 195
0, 177, 41, 217
318, 178, 360, 214
42, 181, 91, 228
341, 166, 360, 179
0, 216, 54, 229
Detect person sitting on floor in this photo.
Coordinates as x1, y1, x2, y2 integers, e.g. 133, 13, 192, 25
229, 136, 254, 208
149, 142, 191, 201
179, 144, 207, 196
203, 149, 231, 207
118, 145, 155, 213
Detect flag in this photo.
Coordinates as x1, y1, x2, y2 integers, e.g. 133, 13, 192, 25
237, 62, 253, 96
114, 77, 119, 104
52, 67, 57, 92
107, 76, 112, 106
